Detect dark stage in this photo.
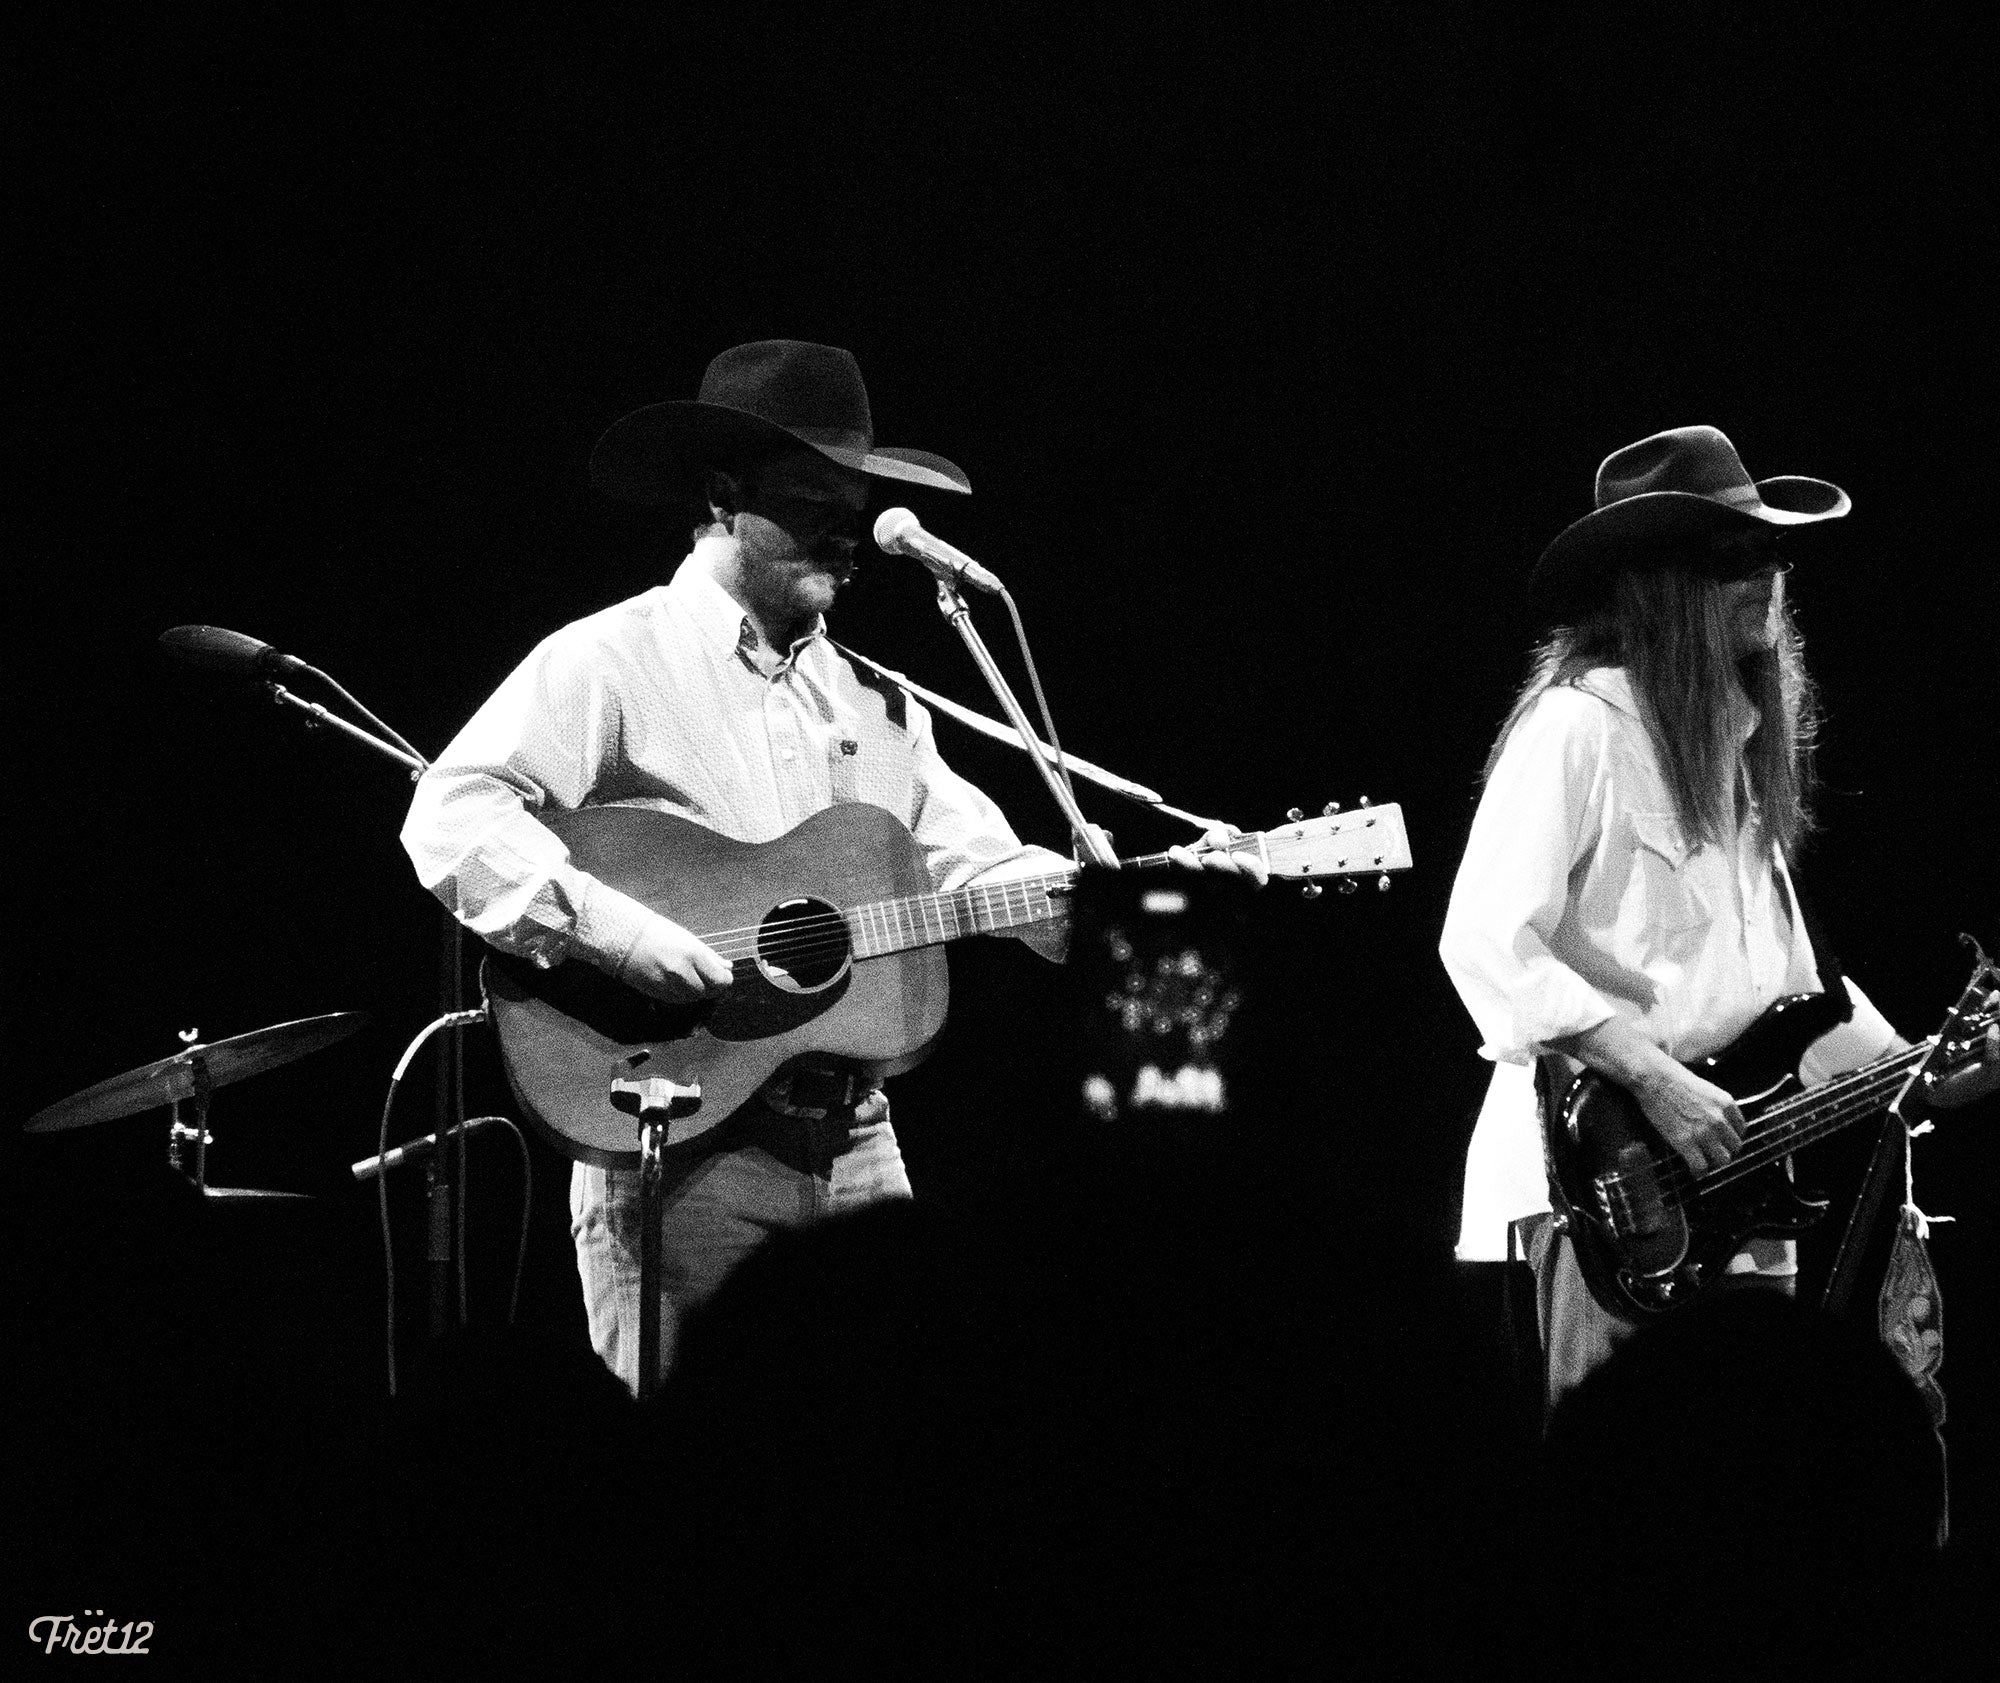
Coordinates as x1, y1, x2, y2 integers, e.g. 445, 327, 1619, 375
11, 9, 1997, 1673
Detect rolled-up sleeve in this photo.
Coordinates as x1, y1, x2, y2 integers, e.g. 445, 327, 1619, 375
1439, 687, 1620, 1065
401, 632, 657, 974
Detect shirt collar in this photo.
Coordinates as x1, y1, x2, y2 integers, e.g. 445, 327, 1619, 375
1573, 665, 1637, 717
667, 540, 827, 668
1574, 665, 1760, 741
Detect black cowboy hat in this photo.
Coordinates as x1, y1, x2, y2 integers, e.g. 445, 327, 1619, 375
589, 339, 972, 505
1531, 425, 1850, 619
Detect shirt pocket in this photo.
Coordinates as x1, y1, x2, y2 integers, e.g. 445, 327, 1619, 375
1625, 810, 1709, 938
827, 719, 917, 816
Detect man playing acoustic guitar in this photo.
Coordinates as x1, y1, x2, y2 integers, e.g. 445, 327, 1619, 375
1439, 425, 1998, 1410
402, 340, 1259, 1394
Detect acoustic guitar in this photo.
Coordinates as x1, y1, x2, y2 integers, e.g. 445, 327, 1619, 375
483, 799, 1411, 1165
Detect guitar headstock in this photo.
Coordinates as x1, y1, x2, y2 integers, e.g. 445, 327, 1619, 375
1920, 935, 2000, 1096
1247, 800, 1413, 893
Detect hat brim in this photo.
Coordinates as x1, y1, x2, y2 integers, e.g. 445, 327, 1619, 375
1530, 476, 1850, 618
590, 400, 971, 505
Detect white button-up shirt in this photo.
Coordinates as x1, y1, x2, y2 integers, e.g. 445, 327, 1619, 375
1439, 666, 1895, 1260
401, 544, 1069, 979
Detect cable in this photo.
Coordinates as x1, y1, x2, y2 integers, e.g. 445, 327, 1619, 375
998, 585, 1077, 804
373, 1008, 488, 1397
299, 662, 429, 766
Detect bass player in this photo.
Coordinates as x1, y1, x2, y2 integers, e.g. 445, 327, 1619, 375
1438, 425, 1998, 1411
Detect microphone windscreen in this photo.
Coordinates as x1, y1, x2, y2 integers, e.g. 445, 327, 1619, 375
159, 624, 274, 675
873, 507, 921, 552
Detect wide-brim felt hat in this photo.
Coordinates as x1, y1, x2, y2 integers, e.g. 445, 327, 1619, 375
590, 339, 971, 505
1530, 425, 1850, 619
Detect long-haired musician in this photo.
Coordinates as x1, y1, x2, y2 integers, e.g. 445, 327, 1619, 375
1438, 425, 1997, 1409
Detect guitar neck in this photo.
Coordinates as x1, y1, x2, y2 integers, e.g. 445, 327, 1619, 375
843, 866, 1071, 959
843, 846, 1214, 960
1751, 1041, 1929, 1157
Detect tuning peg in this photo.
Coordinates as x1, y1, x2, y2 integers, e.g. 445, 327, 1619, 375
1301, 883, 1323, 900
1377, 875, 1391, 892
1358, 796, 1371, 808
1322, 801, 1340, 815
1285, 807, 1303, 822
1338, 879, 1359, 895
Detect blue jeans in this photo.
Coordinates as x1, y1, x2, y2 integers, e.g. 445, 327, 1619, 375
569, 1090, 911, 1396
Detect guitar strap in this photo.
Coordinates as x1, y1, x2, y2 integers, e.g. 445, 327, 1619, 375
1783, 865, 1854, 1025
827, 642, 909, 731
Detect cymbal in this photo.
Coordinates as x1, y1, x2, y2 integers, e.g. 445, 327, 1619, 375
24, 1012, 370, 1134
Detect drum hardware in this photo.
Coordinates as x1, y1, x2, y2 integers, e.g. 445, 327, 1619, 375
25, 1012, 369, 1200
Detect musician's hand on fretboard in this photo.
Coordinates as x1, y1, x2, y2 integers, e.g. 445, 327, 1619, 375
1928, 1022, 2000, 1109
1166, 823, 1270, 887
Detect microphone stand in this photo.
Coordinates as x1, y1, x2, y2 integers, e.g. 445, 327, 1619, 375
932, 581, 1119, 867
263, 677, 471, 1342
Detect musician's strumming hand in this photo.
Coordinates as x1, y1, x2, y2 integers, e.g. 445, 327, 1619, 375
1629, 1061, 1746, 1177
1166, 824, 1270, 887
1550, 1015, 1743, 1177
621, 914, 735, 1003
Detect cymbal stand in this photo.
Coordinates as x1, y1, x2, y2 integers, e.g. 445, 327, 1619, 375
933, 580, 1118, 867
163, 1042, 310, 1201
165, 1046, 214, 1191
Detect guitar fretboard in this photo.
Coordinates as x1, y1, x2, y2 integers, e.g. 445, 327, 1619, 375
845, 869, 1075, 957
842, 851, 1190, 959
1701, 1021, 1985, 1194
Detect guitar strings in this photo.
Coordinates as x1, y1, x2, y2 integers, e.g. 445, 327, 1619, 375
655, 835, 1368, 966
1593, 1007, 1996, 1210
666, 870, 1088, 965
1597, 1027, 1971, 1200
1601, 1056, 1921, 1205
1617, 1011, 1985, 1198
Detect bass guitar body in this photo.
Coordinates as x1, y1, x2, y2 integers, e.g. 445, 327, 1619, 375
1542, 990, 1847, 1320
483, 803, 948, 1167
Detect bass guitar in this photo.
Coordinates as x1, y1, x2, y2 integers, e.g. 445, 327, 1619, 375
485, 799, 1412, 1165
1542, 946, 1999, 1319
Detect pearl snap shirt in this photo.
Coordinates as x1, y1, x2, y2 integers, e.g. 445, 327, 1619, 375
1439, 666, 1896, 1260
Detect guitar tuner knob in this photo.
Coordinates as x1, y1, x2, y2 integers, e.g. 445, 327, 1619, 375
1377, 875, 1391, 892
1301, 883, 1323, 900
1322, 801, 1340, 814
1338, 878, 1359, 895
1358, 796, 1371, 808
1285, 807, 1304, 822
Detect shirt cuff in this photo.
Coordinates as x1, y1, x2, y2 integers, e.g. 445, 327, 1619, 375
1798, 976, 1900, 1087
572, 876, 663, 981
1476, 991, 1619, 1067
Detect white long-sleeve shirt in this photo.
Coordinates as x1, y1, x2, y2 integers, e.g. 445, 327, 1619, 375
1439, 666, 1896, 1260
400, 545, 1069, 983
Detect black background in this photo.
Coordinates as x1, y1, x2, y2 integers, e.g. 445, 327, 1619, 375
9, 5, 1996, 1671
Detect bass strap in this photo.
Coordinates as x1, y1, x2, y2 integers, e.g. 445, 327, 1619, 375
1784, 865, 1854, 1026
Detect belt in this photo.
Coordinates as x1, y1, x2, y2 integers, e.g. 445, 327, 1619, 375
756, 1066, 876, 1120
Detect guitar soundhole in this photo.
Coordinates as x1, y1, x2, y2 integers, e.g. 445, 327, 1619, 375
755, 897, 851, 994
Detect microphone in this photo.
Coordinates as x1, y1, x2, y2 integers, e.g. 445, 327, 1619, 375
350, 1116, 501, 1182
160, 624, 315, 680
872, 508, 1006, 595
